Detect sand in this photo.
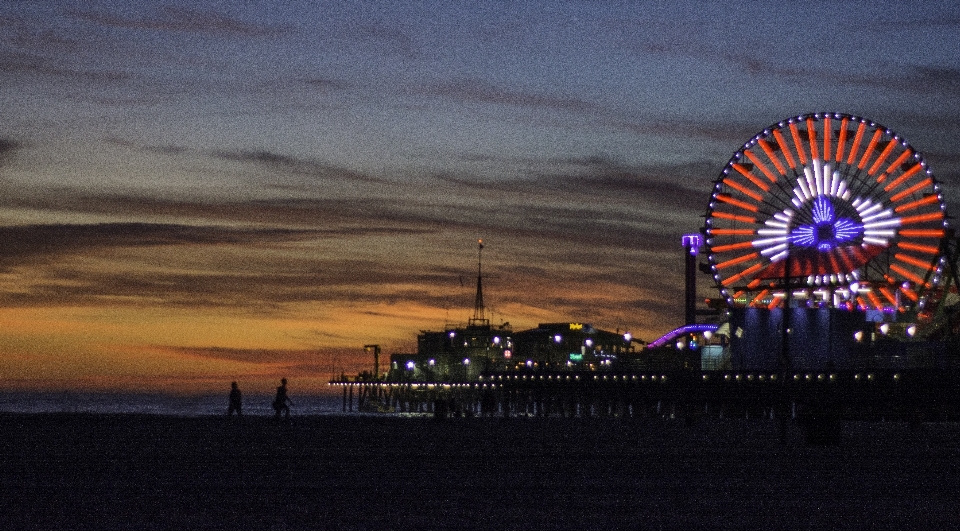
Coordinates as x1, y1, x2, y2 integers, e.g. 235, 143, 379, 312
2, 413, 959, 530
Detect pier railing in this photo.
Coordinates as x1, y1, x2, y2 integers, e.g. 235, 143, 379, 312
330, 368, 960, 422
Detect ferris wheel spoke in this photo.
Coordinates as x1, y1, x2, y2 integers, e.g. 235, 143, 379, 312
884, 163, 924, 193
788, 122, 808, 166
758, 138, 788, 175
833, 117, 849, 162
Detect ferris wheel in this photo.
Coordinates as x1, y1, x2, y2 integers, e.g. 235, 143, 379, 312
704, 112, 948, 313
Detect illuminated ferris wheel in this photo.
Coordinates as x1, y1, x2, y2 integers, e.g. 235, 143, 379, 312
704, 112, 948, 313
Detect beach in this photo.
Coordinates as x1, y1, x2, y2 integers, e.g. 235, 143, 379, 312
2, 413, 959, 530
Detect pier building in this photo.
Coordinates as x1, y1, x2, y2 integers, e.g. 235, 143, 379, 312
389, 321, 645, 383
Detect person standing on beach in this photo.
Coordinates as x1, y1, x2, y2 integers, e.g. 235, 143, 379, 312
273, 378, 292, 419
228, 381, 242, 417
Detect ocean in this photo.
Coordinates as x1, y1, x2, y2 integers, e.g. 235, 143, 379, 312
0, 391, 346, 416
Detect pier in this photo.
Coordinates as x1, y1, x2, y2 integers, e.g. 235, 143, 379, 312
332, 369, 960, 425
330, 113, 960, 433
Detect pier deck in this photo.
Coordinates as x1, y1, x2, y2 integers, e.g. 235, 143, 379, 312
332, 370, 960, 423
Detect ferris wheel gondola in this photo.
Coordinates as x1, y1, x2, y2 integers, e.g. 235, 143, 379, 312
704, 112, 948, 314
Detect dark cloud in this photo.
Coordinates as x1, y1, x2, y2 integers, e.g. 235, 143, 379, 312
0, 250, 463, 311
731, 56, 960, 100
0, 137, 20, 159
67, 6, 290, 38
422, 79, 756, 146
413, 163, 708, 272
423, 79, 602, 113
208, 149, 389, 185
299, 77, 349, 92
167, 345, 331, 365
0, 189, 436, 233
634, 29, 960, 105
538, 155, 715, 194
329, 20, 421, 59
904, 65, 960, 97
599, 113, 760, 145
868, 15, 960, 30
0, 48, 136, 82
0, 223, 316, 267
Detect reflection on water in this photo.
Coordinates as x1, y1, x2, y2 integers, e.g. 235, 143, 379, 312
0, 392, 345, 417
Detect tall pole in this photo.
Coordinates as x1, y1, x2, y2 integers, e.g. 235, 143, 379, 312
682, 234, 702, 326
778, 245, 792, 442
472, 239, 486, 325
781, 248, 792, 373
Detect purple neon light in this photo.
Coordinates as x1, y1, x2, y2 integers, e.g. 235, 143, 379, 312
811, 195, 833, 225
682, 234, 702, 255
647, 323, 719, 349
788, 195, 863, 252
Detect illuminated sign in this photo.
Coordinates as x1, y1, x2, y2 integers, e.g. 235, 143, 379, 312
568, 353, 583, 362
682, 234, 702, 255
569, 323, 583, 330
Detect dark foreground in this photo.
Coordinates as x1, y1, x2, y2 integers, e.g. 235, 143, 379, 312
2, 414, 959, 530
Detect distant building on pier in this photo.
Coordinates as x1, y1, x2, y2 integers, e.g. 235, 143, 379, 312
512, 323, 639, 371
388, 321, 644, 382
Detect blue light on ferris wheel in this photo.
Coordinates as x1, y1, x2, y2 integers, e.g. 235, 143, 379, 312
811, 195, 834, 225
789, 195, 864, 252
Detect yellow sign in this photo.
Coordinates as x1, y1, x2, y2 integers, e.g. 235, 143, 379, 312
569, 323, 583, 330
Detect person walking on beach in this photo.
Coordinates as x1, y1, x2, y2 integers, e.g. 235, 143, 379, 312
228, 381, 242, 417
273, 378, 292, 420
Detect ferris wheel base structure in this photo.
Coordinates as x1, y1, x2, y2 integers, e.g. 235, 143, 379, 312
725, 306, 955, 373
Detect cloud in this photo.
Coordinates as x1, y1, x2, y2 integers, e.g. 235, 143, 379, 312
328, 20, 421, 59
0, 254, 403, 310
0, 223, 315, 266
867, 15, 960, 30
162, 345, 329, 365
299, 77, 349, 93
902, 65, 960, 97
424, 79, 602, 113
0, 137, 20, 159
612, 116, 761, 145
210, 148, 394, 188
643, 35, 960, 103
99, 141, 381, 188
0, 48, 136, 83
145, 344, 369, 385
731, 56, 960, 101
66, 6, 290, 38
0, 219, 452, 310
421, 79, 757, 147
0, 140, 710, 341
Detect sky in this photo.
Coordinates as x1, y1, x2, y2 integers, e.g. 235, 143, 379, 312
2, 0, 960, 394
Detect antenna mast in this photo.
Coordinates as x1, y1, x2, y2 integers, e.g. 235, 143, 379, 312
470, 239, 488, 327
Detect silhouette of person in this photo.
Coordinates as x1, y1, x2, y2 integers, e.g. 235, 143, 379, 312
273, 378, 292, 419
228, 381, 242, 417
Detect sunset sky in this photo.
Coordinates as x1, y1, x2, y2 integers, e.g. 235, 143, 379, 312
2, 1, 960, 394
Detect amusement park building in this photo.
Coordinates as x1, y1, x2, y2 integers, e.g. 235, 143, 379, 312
388, 321, 650, 382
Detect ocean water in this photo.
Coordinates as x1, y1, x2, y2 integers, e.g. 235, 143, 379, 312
0, 391, 346, 417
